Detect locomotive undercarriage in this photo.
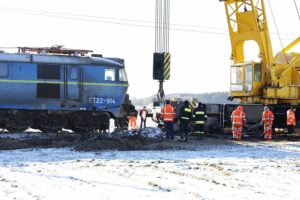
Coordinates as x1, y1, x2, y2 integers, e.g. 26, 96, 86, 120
0, 109, 112, 133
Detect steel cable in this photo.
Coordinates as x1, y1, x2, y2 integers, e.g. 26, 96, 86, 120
0, 7, 295, 40
266, 0, 289, 64
294, 0, 300, 21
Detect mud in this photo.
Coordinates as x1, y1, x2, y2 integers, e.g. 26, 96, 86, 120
0, 128, 233, 151
2, 127, 298, 151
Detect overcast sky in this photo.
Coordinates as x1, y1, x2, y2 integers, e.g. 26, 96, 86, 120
0, 0, 300, 98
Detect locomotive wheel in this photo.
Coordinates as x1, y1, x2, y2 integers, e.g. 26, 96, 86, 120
0, 123, 5, 130
40, 127, 61, 133
6, 127, 28, 133
72, 113, 94, 134
38, 113, 64, 133
5, 111, 30, 133
72, 127, 93, 134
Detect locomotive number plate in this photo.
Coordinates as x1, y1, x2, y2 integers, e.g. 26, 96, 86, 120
88, 97, 116, 104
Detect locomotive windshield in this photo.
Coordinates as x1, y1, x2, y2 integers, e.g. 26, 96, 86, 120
119, 68, 128, 81
104, 69, 116, 81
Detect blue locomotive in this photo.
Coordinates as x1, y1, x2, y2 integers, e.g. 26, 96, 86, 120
0, 46, 130, 132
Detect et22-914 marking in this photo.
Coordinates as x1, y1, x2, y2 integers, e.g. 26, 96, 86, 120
88, 97, 116, 104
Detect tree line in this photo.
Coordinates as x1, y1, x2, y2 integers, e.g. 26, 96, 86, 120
131, 92, 237, 107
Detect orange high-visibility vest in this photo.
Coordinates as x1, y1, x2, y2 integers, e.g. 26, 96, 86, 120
161, 104, 175, 122
231, 108, 246, 126
262, 110, 274, 123
287, 109, 296, 126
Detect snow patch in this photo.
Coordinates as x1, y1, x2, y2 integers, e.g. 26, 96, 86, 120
0, 142, 299, 200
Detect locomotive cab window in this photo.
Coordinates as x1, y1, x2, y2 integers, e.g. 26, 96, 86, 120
104, 69, 115, 81
0, 63, 8, 78
119, 69, 128, 81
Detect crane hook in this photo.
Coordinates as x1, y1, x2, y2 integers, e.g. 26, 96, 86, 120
157, 80, 165, 102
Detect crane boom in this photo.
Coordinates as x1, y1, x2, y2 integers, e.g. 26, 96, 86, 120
225, 0, 273, 65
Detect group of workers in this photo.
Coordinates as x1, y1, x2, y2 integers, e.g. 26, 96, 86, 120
231, 105, 297, 141
128, 99, 207, 142
129, 100, 297, 142
128, 106, 148, 129
160, 100, 207, 142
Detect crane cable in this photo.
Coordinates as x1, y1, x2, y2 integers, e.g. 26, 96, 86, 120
267, 0, 289, 64
155, 0, 170, 102
294, 0, 300, 21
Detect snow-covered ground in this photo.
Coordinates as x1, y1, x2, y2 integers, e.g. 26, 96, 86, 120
0, 142, 300, 200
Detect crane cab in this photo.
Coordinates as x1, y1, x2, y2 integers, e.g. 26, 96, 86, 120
230, 62, 263, 103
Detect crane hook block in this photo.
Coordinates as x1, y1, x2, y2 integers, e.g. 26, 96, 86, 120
153, 52, 171, 81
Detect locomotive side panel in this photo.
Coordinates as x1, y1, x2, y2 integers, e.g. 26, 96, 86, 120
0, 62, 66, 110
0, 63, 36, 109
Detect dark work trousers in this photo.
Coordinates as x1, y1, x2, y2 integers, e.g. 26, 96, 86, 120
180, 120, 190, 142
164, 121, 174, 140
287, 125, 295, 134
195, 124, 205, 134
140, 118, 146, 128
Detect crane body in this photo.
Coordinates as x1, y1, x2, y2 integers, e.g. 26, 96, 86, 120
223, 0, 300, 105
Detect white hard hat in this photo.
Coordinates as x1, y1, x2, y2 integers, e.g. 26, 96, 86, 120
264, 106, 269, 111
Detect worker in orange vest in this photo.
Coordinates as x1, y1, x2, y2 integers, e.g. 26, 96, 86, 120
161, 100, 176, 140
287, 106, 296, 134
261, 106, 274, 141
231, 106, 246, 140
129, 109, 138, 130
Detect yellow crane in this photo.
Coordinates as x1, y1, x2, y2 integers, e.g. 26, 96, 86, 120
222, 0, 300, 105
